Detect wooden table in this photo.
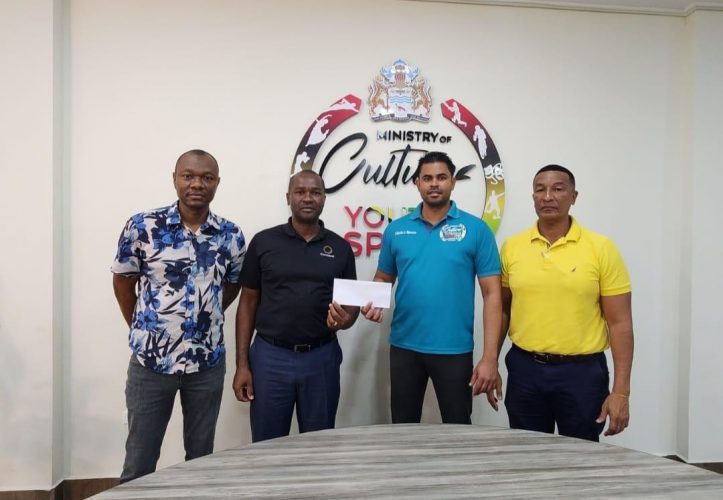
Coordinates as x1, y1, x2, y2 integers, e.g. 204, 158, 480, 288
94, 424, 723, 499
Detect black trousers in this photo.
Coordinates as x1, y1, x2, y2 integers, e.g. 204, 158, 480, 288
390, 345, 473, 424
504, 345, 609, 442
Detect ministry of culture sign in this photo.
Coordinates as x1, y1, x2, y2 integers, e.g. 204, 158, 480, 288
291, 59, 505, 257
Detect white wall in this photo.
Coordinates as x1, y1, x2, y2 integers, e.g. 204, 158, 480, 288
686, 9, 723, 463
0, 0, 59, 490
1, 0, 721, 490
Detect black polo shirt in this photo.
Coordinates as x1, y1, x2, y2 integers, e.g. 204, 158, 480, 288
240, 219, 357, 343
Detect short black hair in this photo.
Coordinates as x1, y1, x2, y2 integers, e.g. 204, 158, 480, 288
418, 151, 456, 177
288, 169, 325, 192
175, 149, 218, 171
535, 164, 575, 187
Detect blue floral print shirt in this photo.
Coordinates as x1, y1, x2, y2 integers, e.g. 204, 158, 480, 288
112, 202, 245, 374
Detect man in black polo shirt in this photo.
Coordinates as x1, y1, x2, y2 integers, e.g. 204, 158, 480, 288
233, 170, 359, 442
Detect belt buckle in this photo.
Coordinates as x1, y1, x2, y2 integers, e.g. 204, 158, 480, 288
533, 352, 550, 364
293, 344, 311, 353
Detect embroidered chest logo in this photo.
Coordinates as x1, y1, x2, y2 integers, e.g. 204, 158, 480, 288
439, 224, 467, 242
320, 245, 335, 258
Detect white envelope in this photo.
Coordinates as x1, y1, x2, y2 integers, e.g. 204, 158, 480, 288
333, 279, 392, 308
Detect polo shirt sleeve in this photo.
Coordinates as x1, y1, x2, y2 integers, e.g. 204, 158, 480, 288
377, 224, 396, 276
500, 240, 510, 288
225, 228, 246, 284
475, 221, 501, 277
239, 235, 261, 290
599, 238, 632, 296
111, 216, 143, 276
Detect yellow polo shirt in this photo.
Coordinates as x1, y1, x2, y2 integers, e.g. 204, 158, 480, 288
500, 218, 631, 355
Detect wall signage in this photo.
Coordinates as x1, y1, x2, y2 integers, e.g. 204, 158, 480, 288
290, 59, 505, 257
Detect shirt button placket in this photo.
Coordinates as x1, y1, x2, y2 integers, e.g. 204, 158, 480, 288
182, 232, 198, 372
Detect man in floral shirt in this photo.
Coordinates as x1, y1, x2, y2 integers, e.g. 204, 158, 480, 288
111, 150, 245, 482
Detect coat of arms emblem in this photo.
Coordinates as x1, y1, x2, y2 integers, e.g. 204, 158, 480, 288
368, 59, 431, 123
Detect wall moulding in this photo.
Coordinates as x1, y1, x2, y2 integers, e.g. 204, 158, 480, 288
405, 0, 723, 17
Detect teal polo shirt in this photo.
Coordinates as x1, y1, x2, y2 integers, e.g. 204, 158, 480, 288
378, 201, 500, 354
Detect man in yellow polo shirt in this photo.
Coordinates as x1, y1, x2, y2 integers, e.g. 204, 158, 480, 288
491, 164, 633, 441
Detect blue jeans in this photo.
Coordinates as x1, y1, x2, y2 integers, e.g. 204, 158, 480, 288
504, 345, 609, 442
249, 335, 342, 442
120, 355, 225, 483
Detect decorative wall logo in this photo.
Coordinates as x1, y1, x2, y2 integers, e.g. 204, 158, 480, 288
368, 59, 431, 123
292, 96, 361, 175
290, 59, 505, 257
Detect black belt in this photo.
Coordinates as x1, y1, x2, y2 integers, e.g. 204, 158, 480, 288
257, 333, 335, 353
512, 343, 601, 364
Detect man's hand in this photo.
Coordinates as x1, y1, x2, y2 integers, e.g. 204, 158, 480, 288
327, 301, 356, 330
362, 269, 394, 323
485, 372, 504, 411
361, 301, 383, 323
600, 292, 633, 437
596, 393, 630, 436
232, 366, 254, 402
470, 357, 499, 396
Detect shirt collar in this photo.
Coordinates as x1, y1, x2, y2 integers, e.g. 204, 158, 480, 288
168, 201, 220, 231
204, 211, 221, 231
284, 217, 327, 242
530, 216, 581, 244
410, 200, 460, 221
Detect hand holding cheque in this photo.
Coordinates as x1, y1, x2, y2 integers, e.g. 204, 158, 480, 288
332, 278, 391, 325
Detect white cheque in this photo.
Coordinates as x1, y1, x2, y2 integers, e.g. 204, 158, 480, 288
332, 279, 392, 308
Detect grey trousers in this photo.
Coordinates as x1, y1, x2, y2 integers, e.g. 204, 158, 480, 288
120, 355, 225, 483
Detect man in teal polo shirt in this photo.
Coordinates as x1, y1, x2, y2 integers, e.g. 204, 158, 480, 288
363, 151, 502, 424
